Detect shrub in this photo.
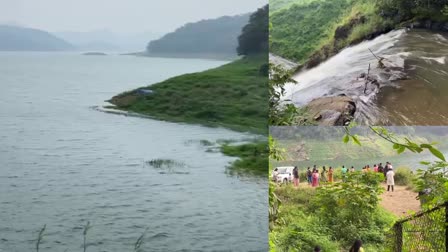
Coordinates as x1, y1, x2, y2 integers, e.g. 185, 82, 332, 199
393, 166, 415, 186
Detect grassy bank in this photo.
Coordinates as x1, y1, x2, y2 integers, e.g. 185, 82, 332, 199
109, 56, 268, 135
221, 141, 268, 176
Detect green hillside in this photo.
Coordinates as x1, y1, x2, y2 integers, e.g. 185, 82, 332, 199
270, 0, 448, 64
145, 14, 250, 59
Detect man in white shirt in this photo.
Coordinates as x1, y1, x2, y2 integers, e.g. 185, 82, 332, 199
386, 167, 395, 192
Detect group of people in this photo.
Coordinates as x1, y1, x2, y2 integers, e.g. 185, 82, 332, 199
286, 162, 396, 191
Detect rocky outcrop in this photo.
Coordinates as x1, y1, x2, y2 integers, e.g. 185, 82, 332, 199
403, 19, 448, 32
306, 96, 356, 126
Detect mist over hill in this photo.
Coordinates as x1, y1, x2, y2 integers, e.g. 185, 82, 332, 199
145, 13, 251, 59
0, 25, 74, 51
56, 30, 161, 52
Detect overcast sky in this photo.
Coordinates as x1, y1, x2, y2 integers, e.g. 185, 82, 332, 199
0, 0, 267, 33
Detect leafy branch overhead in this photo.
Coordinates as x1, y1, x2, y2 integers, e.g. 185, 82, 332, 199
343, 125, 446, 162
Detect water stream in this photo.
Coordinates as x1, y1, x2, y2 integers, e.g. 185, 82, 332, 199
286, 29, 448, 125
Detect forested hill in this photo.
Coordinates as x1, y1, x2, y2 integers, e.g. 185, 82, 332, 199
145, 14, 251, 59
270, 0, 448, 64
0, 25, 74, 51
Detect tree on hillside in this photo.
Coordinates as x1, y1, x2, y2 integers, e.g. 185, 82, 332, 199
237, 5, 269, 55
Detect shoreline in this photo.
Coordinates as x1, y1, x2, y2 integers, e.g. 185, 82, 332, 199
93, 105, 265, 136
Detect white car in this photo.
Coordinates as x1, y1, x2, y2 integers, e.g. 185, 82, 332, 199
272, 166, 294, 183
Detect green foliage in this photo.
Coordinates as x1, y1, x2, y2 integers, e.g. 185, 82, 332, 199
309, 172, 395, 247
110, 56, 268, 135
413, 161, 448, 208
393, 166, 416, 186
146, 13, 250, 58
270, 181, 395, 251
443, 5, 448, 16
270, 0, 353, 62
378, 0, 448, 21
220, 141, 268, 176
237, 5, 269, 56
269, 63, 315, 125
270, 0, 448, 64
343, 126, 447, 161
270, 0, 318, 13
270, 206, 340, 251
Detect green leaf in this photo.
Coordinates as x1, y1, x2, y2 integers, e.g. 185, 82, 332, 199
352, 135, 361, 146
397, 146, 406, 154
343, 134, 350, 143
420, 144, 432, 149
429, 147, 446, 161
420, 161, 431, 165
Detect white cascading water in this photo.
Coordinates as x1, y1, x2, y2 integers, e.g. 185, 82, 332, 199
285, 28, 448, 125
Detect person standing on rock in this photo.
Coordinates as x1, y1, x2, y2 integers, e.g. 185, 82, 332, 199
293, 166, 299, 187
350, 166, 355, 172
386, 167, 395, 192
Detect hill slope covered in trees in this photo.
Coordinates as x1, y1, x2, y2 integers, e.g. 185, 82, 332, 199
145, 14, 251, 59
0, 25, 74, 51
270, 0, 448, 65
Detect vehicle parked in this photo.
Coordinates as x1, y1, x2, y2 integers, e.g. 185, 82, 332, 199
272, 166, 294, 183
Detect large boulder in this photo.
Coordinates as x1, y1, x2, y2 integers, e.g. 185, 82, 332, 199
306, 96, 356, 126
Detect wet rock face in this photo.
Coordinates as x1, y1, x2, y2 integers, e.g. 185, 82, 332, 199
306, 96, 356, 126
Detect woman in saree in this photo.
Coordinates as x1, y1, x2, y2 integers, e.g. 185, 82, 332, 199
328, 166, 334, 183
312, 169, 320, 187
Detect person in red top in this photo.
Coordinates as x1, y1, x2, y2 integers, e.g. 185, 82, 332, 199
373, 164, 378, 172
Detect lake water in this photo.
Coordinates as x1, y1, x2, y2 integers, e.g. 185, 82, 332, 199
0, 52, 267, 252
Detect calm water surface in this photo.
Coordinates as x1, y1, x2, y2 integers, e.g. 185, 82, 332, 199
0, 53, 267, 252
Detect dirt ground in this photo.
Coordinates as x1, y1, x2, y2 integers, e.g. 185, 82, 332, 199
379, 184, 421, 217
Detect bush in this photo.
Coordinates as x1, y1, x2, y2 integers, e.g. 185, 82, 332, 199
393, 166, 415, 186
275, 184, 316, 206
308, 172, 394, 248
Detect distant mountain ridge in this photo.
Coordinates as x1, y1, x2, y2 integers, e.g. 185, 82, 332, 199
0, 25, 74, 51
145, 13, 251, 59
56, 30, 161, 52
